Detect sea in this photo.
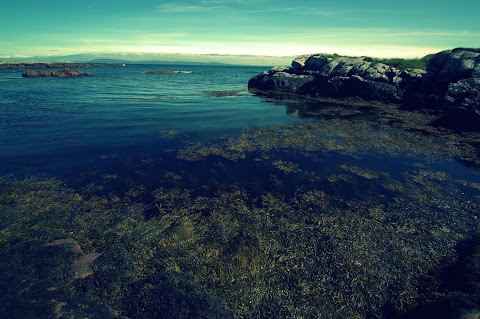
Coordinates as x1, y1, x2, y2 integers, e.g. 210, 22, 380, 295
1, 64, 479, 318
0, 65, 297, 178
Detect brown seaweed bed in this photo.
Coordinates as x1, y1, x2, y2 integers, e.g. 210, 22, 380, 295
1, 94, 480, 318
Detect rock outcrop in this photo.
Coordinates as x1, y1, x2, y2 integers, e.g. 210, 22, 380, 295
248, 48, 480, 131
22, 68, 94, 77
249, 54, 405, 102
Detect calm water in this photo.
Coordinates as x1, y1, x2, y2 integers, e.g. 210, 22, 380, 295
1, 64, 480, 318
0, 65, 299, 178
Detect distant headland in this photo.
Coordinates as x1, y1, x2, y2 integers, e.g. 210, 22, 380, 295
0, 62, 123, 69
249, 48, 480, 131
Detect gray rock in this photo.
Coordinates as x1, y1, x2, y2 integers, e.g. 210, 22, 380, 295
445, 78, 480, 108
427, 48, 480, 86
331, 59, 361, 77
270, 66, 289, 72
349, 60, 372, 76
319, 60, 340, 77
473, 64, 480, 78
363, 63, 400, 83
265, 66, 290, 76
292, 54, 311, 69
303, 55, 333, 71
401, 68, 427, 79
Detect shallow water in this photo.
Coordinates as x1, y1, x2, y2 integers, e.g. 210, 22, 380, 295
1, 64, 480, 319
0, 65, 300, 176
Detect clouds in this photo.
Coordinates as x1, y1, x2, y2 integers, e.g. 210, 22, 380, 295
1, 26, 475, 59
155, 3, 224, 13
0, 0, 478, 60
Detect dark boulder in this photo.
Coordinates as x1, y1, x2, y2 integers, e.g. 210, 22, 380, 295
340, 75, 403, 101
248, 71, 315, 93
427, 48, 480, 83
432, 78, 480, 130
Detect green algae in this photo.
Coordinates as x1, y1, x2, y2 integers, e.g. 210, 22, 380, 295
339, 164, 385, 180
203, 89, 248, 97
1, 161, 479, 318
1, 97, 480, 318
273, 160, 301, 174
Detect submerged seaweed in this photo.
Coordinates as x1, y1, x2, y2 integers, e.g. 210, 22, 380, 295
1, 96, 480, 318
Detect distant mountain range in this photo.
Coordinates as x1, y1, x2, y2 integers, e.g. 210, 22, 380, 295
0, 52, 294, 67
87, 58, 230, 66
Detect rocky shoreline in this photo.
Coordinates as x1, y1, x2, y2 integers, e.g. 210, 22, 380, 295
248, 48, 480, 131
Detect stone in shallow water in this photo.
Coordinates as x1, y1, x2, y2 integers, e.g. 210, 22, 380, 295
47, 238, 102, 279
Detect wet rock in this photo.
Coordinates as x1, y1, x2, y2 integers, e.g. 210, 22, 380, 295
340, 75, 403, 101
248, 72, 315, 93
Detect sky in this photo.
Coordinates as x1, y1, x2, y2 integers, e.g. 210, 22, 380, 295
1, 0, 479, 64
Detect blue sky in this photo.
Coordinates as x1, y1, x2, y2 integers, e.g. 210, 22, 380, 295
1, 0, 479, 62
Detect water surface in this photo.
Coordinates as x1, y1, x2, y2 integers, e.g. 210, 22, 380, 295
1, 64, 479, 319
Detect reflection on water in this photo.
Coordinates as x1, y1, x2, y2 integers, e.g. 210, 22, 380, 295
1, 67, 480, 318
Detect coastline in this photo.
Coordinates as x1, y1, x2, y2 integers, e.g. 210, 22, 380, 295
248, 48, 480, 132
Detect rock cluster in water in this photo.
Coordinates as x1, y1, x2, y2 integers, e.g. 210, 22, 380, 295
21, 68, 94, 78
248, 48, 480, 131
143, 70, 176, 74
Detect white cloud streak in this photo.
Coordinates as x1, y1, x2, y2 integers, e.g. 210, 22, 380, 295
155, 3, 224, 12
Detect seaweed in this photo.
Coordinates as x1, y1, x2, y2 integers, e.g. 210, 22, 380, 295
1, 95, 480, 318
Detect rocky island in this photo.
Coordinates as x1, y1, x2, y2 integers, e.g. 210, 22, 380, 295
21, 68, 94, 78
249, 48, 480, 131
